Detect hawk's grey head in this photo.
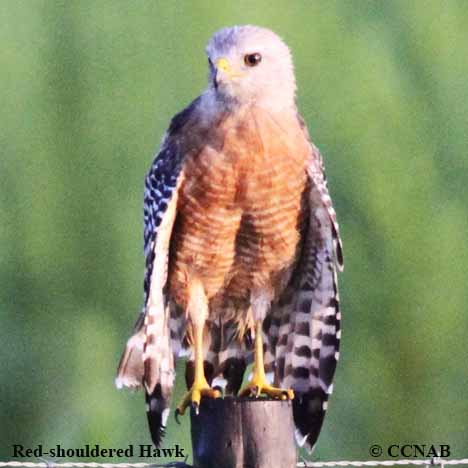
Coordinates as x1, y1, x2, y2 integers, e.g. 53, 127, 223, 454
205, 25, 296, 109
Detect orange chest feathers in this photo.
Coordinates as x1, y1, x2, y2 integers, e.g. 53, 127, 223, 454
168, 109, 311, 310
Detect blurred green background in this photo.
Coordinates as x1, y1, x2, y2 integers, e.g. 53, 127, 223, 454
1, 0, 468, 463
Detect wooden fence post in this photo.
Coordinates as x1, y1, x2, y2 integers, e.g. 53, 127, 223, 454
190, 397, 297, 468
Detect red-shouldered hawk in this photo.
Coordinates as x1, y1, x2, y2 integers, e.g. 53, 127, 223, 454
116, 25, 343, 452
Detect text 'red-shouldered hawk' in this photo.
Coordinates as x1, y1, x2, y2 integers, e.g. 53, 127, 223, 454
116, 25, 343, 451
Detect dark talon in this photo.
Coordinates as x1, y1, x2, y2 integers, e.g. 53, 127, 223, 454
192, 402, 200, 415
174, 409, 181, 424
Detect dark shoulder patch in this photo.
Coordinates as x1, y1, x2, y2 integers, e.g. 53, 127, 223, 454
168, 96, 201, 135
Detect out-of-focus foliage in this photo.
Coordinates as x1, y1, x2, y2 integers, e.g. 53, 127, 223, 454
1, 0, 467, 463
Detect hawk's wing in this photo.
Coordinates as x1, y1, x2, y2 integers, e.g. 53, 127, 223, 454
116, 99, 199, 446
265, 141, 343, 452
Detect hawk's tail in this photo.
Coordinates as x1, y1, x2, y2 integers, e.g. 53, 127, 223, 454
183, 318, 251, 396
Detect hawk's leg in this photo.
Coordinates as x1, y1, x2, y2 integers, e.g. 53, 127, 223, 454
239, 319, 294, 400
175, 281, 220, 419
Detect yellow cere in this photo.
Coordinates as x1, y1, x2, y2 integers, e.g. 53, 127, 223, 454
216, 57, 230, 73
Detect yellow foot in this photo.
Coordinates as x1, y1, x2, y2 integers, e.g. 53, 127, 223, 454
175, 379, 221, 422
239, 375, 294, 400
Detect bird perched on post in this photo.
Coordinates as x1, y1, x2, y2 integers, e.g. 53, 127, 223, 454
116, 25, 343, 452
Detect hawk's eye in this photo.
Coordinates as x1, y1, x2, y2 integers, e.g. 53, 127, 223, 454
244, 53, 262, 67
